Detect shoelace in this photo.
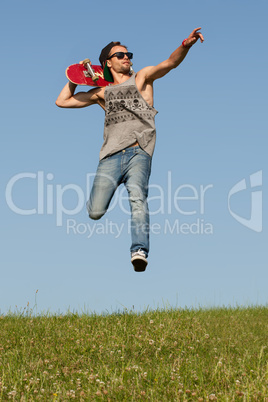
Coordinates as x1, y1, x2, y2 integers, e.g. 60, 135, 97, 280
132, 249, 146, 258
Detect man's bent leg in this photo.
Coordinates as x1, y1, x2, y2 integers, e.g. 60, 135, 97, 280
87, 155, 121, 220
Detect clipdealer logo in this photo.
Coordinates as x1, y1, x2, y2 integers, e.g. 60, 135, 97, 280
4, 171, 213, 230
4, 170, 263, 233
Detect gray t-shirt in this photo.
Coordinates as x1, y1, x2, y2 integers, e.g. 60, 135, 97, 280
99, 74, 158, 160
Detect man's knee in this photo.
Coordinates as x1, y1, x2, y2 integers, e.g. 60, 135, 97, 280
87, 208, 105, 221
86, 201, 105, 220
88, 210, 104, 220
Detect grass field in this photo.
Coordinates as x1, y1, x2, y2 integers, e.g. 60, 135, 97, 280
0, 306, 267, 401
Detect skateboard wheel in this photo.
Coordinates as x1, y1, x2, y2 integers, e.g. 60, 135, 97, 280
83, 58, 91, 65
92, 75, 99, 82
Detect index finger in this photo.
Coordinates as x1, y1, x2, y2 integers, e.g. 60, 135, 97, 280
192, 27, 202, 34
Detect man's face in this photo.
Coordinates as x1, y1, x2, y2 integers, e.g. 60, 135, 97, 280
106, 46, 131, 74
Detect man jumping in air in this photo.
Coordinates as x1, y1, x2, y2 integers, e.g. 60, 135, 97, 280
56, 28, 204, 272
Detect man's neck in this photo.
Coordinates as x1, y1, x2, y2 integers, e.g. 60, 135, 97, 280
111, 72, 132, 86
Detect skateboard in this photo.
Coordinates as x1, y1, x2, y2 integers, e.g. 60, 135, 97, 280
66, 59, 110, 87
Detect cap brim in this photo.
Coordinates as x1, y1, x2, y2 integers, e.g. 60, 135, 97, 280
103, 62, 114, 82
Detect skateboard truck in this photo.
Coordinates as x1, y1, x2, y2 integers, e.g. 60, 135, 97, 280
83, 59, 99, 82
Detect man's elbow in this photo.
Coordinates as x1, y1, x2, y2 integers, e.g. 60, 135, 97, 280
55, 98, 65, 108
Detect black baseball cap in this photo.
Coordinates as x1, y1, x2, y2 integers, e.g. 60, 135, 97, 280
99, 41, 120, 83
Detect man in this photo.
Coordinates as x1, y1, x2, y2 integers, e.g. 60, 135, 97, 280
56, 28, 204, 272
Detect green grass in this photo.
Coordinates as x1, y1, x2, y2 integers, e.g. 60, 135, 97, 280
0, 306, 267, 401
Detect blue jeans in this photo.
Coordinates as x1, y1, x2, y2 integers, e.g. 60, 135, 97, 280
86, 146, 152, 257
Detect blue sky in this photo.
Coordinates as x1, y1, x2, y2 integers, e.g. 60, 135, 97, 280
1, 0, 267, 314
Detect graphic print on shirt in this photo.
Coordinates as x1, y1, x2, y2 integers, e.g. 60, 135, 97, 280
105, 87, 155, 127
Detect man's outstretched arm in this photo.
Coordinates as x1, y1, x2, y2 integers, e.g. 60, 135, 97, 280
139, 28, 204, 83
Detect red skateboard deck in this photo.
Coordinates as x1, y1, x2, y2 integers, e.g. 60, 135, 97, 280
66, 59, 110, 87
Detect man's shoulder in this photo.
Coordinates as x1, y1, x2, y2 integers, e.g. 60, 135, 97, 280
136, 66, 155, 76
136, 66, 155, 84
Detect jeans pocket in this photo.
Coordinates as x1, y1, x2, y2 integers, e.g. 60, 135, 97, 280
135, 146, 150, 157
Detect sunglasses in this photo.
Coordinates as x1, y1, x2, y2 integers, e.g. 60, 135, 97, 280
107, 52, 133, 60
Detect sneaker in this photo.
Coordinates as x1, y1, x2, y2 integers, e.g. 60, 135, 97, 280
131, 250, 148, 272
